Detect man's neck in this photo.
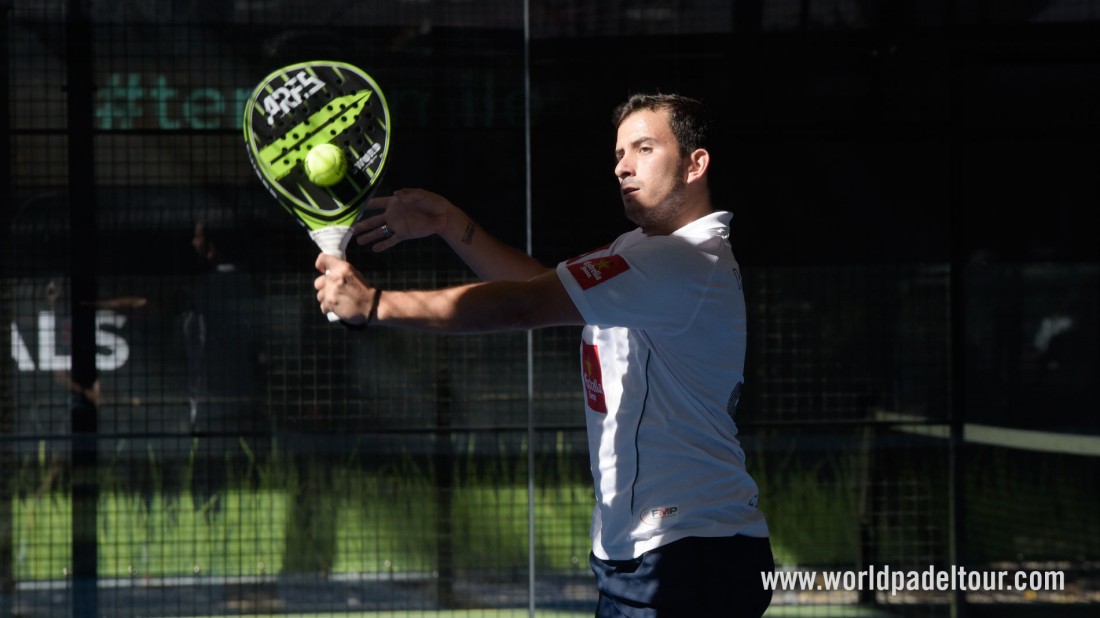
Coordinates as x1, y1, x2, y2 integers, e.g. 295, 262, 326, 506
643, 199, 714, 236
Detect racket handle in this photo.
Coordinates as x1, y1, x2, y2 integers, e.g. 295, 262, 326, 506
322, 268, 363, 327
314, 228, 351, 325
313, 228, 368, 329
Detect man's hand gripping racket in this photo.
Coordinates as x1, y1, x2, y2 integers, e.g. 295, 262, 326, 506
243, 60, 392, 323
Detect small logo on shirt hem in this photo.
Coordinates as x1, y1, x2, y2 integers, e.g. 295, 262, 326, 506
640, 505, 679, 526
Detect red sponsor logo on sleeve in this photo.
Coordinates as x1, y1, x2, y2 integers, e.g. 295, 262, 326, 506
567, 254, 630, 290
581, 342, 607, 413
566, 244, 611, 265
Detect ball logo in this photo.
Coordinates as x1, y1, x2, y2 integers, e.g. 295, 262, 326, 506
640, 505, 679, 526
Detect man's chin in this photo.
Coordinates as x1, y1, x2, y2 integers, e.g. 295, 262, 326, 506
623, 201, 646, 225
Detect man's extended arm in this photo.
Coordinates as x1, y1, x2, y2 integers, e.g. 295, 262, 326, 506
315, 254, 583, 332
354, 188, 548, 282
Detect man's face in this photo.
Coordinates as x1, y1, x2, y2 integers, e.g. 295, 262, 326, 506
614, 108, 687, 234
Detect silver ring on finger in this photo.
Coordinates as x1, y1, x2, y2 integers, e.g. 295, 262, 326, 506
380, 223, 394, 239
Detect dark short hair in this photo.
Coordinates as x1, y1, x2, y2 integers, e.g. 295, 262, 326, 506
612, 93, 712, 157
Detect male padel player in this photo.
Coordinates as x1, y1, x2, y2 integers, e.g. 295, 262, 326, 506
315, 93, 774, 617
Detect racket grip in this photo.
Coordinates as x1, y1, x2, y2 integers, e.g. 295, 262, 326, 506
314, 229, 350, 325
314, 231, 367, 329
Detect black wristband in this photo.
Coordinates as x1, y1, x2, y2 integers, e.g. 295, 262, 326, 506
366, 288, 383, 327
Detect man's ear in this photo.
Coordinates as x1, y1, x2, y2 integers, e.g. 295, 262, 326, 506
685, 148, 709, 184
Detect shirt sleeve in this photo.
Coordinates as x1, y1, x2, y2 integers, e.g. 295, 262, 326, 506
556, 236, 718, 332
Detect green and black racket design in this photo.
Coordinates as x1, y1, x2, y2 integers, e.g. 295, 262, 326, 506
243, 60, 391, 320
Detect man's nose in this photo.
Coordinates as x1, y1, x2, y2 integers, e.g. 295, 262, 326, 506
615, 157, 631, 180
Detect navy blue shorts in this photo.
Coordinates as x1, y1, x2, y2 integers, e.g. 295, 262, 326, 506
590, 535, 774, 618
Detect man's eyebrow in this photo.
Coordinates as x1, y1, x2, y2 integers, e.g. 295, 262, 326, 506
614, 137, 657, 158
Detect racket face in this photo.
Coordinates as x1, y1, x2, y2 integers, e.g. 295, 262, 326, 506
243, 61, 391, 231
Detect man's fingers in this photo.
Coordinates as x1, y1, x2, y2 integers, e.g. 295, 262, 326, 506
353, 212, 385, 235
372, 237, 398, 253
315, 252, 338, 272
317, 253, 355, 277
356, 222, 399, 248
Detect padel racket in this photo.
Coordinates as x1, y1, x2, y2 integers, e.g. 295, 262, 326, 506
243, 60, 391, 321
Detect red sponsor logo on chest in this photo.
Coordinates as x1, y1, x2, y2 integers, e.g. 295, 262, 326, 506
581, 342, 607, 413
567, 254, 630, 290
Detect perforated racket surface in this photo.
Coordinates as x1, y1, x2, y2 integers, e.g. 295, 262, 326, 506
243, 60, 391, 257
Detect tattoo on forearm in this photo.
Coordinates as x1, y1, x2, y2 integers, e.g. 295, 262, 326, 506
461, 220, 476, 245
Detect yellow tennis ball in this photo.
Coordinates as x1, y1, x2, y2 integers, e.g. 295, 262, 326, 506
303, 143, 347, 187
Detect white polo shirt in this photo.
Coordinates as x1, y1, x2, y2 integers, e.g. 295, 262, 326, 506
555, 211, 768, 560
